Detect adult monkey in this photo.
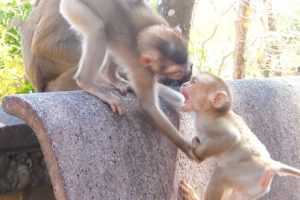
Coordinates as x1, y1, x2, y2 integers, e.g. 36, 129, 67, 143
59, 0, 197, 159
13, 0, 126, 92
13, 0, 192, 92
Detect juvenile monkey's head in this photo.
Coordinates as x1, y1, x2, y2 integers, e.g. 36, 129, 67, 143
180, 72, 232, 114
137, 25, 189, 80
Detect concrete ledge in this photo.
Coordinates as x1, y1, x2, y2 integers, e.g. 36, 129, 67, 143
2, 91, 180, 200
0, 107, 38, 149
2, 76, 300, 200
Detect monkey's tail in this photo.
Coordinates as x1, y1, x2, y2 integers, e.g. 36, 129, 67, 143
273, 160, 300, 178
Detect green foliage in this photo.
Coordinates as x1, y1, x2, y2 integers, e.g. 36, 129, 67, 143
0, 0, 34, 101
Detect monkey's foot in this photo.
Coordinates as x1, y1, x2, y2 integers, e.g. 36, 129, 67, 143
77, 79, 125, 115
104, 96, 125, 116
178, 180, 200, 200
105, 78, 131, 95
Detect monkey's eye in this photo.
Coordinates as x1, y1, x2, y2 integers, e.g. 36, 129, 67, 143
190, 79, 196, 84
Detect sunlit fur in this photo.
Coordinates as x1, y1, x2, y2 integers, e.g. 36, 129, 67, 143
60, 0, 198, 160
178, 72, 300, 200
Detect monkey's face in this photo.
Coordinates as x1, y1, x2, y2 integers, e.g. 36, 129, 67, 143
138, 25, 189, 80
139, 51, 187, 80
155, 59, 187, 80
180, 74, 214, 112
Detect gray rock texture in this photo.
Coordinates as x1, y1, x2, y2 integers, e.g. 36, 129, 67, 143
2, 91, 180, 200
2, 76, 300, 200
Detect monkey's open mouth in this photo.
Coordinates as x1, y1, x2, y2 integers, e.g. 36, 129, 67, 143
181, 90, 190, 105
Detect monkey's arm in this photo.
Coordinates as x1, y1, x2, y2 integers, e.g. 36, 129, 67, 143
194, 128, 241, 159
132, 69, 197, 160
158, 83, 184, 110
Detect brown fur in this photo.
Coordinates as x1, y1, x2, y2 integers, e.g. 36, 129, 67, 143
59, 0, 197, 159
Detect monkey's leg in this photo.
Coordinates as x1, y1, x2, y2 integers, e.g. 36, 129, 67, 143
60, 0, 124, 115
219, 162, 270, 199
32, 16, 80, 65
204, 167, 226, 200
45, 67, 79, 91
178, 180, 200, 200
98, 53, 131, 94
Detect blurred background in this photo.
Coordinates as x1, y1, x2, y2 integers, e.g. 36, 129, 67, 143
0, 0, 300, 100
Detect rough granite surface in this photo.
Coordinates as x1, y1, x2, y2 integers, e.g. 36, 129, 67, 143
2, 76, 300, 200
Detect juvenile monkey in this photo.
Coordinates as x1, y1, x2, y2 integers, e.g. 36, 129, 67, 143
59, 0, 197, 159
178, 72, 300, 200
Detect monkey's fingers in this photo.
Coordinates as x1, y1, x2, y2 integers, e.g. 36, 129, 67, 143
108, 100, 124, 116
106, 78, 131, 95
185, 147, 203, 163
178, 180, 199, 200
118, 83, 131, 95
180, 180, 194, 191
99, 91, 125, 115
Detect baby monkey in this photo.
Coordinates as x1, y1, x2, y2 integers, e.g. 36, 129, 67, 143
178, 72, 300, 200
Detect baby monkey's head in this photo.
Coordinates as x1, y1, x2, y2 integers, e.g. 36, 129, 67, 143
180, 72, 232, 114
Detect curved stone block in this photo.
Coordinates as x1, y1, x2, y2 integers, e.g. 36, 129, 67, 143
2, 91, 179, 200
229, 77, 300, 200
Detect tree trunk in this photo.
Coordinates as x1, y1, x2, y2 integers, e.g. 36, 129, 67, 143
233, 0, 251, 79
157, 0, 195, 38
262, 0, 280, 77
157, 0, 195, 86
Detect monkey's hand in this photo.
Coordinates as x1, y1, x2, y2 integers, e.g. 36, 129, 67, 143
185, 147, 204, 163
178, 180, 200, 200
188, 137, 204, 162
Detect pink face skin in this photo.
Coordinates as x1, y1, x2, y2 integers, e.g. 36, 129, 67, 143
139, 54, 187, 80
180, 74, 215, 112
158, 60, 186, 80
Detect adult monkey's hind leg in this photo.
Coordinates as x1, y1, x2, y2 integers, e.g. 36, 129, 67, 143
99, 53, 131, 95
60, 0, 124, 115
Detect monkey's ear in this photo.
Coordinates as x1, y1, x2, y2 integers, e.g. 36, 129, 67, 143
210, 91, 229, 109
174, 25, 182, 35
139, 51, 159, 66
